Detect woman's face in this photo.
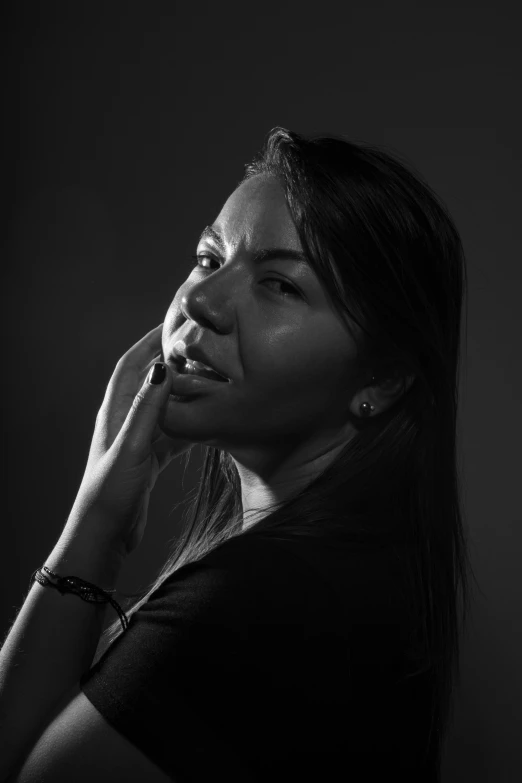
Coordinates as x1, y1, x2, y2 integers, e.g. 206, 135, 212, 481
160, 174, 362, 464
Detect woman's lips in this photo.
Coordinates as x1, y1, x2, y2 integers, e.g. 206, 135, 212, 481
179, 358, 228, 382
166, 359, 230, 394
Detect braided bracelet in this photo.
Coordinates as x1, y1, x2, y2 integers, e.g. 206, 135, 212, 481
30, 566, 128, 632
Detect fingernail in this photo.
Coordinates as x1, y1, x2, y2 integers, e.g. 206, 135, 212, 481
148, 362, 166, 385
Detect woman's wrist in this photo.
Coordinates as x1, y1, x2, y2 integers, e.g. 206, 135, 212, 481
52, 509, 128, 590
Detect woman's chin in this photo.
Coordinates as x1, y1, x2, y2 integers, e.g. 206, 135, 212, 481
158, 403, 201, 440
157, 415, 182, 438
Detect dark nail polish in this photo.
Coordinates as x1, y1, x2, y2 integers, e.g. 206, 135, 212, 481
149, 363, 166, 385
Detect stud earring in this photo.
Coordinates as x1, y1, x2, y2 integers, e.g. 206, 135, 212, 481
360, 402, 374, 417
359, 375, 377, 417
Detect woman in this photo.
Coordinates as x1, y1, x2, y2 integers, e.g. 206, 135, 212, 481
1, 127, 477, 782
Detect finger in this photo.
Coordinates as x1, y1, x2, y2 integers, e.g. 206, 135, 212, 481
104, 324, 163, 408
119, 323, 164, 372
114, 361, 174, 459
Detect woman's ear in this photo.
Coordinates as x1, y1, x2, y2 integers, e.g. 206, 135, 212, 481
350, 373, 415, 418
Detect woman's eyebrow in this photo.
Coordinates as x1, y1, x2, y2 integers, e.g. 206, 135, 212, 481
198, 225, 309, 266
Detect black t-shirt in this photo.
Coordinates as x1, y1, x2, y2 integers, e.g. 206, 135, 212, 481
80, 532, 437, 782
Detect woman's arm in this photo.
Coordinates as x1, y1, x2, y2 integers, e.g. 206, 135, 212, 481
0, 512, 124, 780
1, 324, 185, 779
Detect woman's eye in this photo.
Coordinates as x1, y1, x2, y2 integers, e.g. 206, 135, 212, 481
262, 279, 300, 298
191, 254, 216, 270
189, 254, 300, 299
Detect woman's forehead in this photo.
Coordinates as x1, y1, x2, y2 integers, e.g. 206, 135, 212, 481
213, 175, 300, 251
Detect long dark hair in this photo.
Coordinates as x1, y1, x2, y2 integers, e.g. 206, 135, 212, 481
93, 127, 479, 780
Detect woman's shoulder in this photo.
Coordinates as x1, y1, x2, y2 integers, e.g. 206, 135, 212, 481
143, 533, 315, 629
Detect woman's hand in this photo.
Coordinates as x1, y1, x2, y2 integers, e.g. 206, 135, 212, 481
67, 323, 193, 559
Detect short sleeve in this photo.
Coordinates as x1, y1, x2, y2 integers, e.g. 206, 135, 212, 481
80, 535, 349, 782
80, 534, 435, 782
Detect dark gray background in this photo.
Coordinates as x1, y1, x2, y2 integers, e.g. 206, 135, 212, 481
3, 1, 521, 780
